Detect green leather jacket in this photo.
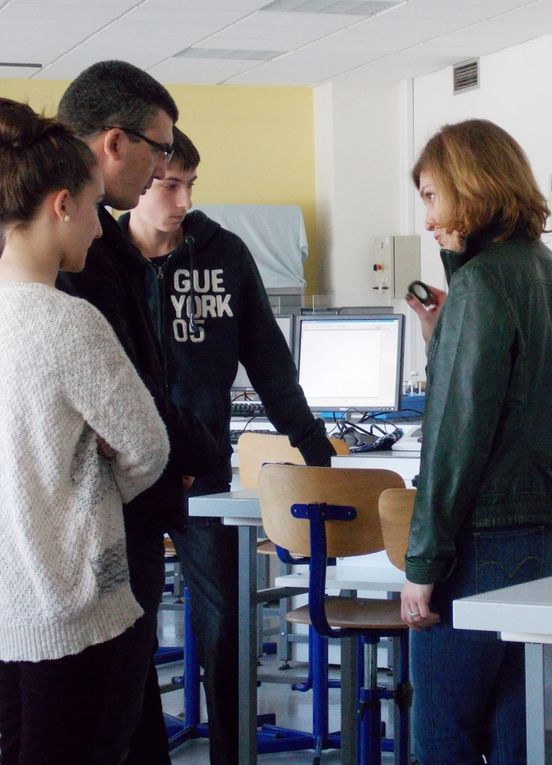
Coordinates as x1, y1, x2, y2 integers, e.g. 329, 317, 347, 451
405, 232, 552, 584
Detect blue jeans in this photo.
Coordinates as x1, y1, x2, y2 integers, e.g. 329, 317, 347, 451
410, 524, 552, 765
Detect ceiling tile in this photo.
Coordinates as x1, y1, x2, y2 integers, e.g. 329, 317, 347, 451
126, 5, 249, 24
143, 0, 266, 10
13, 0, 138, 6
147, 56, 256, 83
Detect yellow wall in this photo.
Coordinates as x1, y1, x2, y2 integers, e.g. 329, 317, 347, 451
0, 79, 319, 291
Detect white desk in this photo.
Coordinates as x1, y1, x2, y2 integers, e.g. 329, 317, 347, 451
330, 451, 419, 589
331, 450, 420, 484
454, 577, 552, 765
189, 489, 407, 765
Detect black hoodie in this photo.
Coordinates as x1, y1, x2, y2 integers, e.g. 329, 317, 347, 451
119, 209, 335, 495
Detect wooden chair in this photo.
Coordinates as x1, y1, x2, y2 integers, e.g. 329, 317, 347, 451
237, 431, 349, 489
238, 432, 350, 754
238, 430, 348, 555
378, 488, 416, 572
237, 431, 349, 655
258, 463, 411, 765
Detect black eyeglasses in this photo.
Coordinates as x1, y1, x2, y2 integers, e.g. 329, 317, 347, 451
103, 126, 174, 162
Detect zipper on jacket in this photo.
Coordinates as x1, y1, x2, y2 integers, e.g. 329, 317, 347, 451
147, 235, 196, 390
148, 253, 176, 390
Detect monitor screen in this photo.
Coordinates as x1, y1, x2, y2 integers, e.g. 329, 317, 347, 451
295, 314, 404, 413
232, 315, 294, 391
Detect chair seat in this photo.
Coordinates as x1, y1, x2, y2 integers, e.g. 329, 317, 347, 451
257, 539, 303, 557
286, 596, 407, 631
163, 536, 177, 558
257, 539, 276, 555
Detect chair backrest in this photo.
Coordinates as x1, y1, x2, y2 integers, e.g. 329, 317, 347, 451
258, 463, 405, 558
237, 432, 348, 489
378, 488, 416, 571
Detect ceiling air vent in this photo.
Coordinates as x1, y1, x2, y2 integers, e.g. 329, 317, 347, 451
453, 59, 479, 95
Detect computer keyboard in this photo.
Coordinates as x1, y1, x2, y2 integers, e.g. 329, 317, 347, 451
230, 428, 275, 444
230, 401, 267, 418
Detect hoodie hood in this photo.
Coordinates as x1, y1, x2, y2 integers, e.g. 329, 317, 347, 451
118, 209, 221, 264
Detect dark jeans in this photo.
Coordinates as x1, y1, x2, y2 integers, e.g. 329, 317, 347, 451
411, 524, 552, 765
95, 514, 170, 765
171, 518, 239, 765
0, 634, 126, 765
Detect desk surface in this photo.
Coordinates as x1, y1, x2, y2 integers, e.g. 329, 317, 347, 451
189, 489, 260, 520
331, 452, 420, 484
453, 576, 552, 643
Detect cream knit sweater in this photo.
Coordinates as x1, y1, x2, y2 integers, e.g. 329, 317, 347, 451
0, 283, 170, 662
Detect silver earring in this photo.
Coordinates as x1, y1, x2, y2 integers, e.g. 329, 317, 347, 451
63, 214, 71, 223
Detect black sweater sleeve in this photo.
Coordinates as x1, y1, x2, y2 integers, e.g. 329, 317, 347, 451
237, 249, 335, 467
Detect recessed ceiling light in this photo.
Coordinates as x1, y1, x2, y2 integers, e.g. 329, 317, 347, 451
261, 0, 403, 16
0, 62, 42, 68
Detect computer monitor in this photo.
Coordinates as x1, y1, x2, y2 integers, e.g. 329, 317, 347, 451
232, 315, 294, 391
294, 314, 404, 413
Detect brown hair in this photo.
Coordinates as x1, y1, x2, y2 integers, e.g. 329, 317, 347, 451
170, 127, 200, 172
412, 119, 549, 241
0, 98, 97, 226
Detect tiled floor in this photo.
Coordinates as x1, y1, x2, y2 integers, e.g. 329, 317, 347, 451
157, 603, 397, 764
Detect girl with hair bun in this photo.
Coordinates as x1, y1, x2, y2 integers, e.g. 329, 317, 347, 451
0, 98, 170, 764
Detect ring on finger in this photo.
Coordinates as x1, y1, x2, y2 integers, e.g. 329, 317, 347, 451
407, 610, 420, 618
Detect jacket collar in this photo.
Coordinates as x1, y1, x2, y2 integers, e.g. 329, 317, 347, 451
117, 209, 218, 266
440, 226, 501, 285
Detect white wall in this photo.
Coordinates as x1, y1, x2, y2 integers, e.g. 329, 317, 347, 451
314, 34, 552, 387
314, 81, 404, 307
313, 79, 425, 384
413, 34, 552, 285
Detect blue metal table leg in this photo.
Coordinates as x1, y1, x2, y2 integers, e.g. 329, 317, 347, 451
160, 586, 206, 750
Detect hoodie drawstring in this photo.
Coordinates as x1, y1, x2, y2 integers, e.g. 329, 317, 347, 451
183, 234, 198, 334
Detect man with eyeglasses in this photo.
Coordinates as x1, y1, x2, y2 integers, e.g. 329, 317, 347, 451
57, 60, 219, 765
102, 126, 175, 164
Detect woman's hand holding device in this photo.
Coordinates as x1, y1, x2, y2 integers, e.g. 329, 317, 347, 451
406, 280, 447, 350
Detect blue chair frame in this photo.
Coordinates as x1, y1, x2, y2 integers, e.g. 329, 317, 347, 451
288, 500, 411, 765
159, 587, 328, 755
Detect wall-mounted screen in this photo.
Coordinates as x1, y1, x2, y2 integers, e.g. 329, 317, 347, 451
295, 314, 404, 413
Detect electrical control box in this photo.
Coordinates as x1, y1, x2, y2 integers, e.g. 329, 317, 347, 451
371, 235, 420, 298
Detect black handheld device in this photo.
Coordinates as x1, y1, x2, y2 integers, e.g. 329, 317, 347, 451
408, 280, 436, 306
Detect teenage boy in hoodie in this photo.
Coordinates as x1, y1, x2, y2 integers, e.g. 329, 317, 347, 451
121, 127, 335, 765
